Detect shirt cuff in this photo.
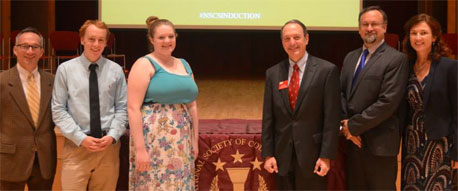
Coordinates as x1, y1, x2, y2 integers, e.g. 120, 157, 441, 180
71, 131, 88, 147
107, 129, 124, 143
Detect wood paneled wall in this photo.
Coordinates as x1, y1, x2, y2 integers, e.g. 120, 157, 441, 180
448, 0, 457, 33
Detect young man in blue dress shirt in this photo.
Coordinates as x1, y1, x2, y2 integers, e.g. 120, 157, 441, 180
52, 20, 127, 190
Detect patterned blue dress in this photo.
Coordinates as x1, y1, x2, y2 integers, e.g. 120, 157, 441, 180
401, 73, 457, 190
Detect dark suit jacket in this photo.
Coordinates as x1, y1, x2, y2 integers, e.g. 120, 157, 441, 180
0, 66, 56, 182
262, 54, 341, 176
340, 42, 409, 157
419, 57, 457, 161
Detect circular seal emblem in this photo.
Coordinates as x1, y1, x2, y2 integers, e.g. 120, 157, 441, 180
195, 135, 275, 190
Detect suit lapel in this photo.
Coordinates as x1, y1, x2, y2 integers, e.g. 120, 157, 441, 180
350, 43, 387, 98
294, 55, 317, 114
7, 66, 35, 127
36, 70, 53, 129
346, 49, 361, 99
278, 60, 293, 116
422, 59, 437, 109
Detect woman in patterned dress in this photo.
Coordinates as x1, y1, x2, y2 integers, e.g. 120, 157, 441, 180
401, 14, 457, 190
127, 16, 199, 190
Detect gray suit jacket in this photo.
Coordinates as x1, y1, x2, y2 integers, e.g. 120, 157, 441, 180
340, 42, 409, 156
262, 54, 341, 176
0, 66, 56, 181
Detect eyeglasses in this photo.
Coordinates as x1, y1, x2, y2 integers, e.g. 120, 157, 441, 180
16, 44, 42, 51
360, 22, 385, 28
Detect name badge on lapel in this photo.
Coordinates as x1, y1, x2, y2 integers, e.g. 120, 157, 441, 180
278, 80, 288, 90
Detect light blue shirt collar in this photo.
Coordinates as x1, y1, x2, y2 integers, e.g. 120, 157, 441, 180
288, 52, 308, 73
80, 53, 104, 71
363, 39, 385, 54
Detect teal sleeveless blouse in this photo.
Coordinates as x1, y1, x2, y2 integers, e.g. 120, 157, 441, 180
143, 56, 198, 104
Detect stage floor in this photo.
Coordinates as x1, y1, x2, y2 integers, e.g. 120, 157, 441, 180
196, 77, 264, 120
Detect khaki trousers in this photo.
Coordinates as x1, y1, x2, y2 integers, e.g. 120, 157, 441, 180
61, 139, 120, 191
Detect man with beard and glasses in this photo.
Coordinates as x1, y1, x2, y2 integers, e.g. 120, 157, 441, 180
339, 6, 409, 190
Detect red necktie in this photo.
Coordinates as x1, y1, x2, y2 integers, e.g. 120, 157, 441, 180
289, 64, 300, 111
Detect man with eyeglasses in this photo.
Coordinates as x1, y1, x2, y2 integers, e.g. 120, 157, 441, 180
0, 27, 57, 190
340, 6, 409, 190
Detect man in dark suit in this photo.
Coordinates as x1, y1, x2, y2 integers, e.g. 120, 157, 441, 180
340, 6, 409, 190
262, 20, 341, 190
0, 27, 56, 190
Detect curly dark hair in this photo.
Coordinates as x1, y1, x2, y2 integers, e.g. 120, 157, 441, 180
402, 14, 450, 61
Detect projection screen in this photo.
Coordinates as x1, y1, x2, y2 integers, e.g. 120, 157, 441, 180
99, 0, 361, 30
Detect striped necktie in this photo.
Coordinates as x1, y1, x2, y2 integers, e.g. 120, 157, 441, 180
26, 73, 40, 127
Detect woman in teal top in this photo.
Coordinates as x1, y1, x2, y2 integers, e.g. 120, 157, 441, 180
127, 16, 199, 191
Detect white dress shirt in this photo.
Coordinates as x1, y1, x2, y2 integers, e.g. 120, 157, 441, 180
16, 63, 41, 96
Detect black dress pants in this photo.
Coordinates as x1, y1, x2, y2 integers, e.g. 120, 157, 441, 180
276, 149, 326, 190
345, 141, 397, 190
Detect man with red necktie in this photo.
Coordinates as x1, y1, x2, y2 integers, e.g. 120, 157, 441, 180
261, 19, 341, 190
